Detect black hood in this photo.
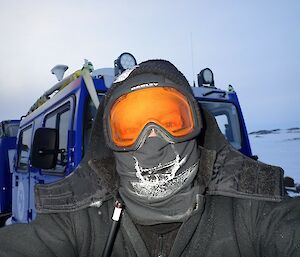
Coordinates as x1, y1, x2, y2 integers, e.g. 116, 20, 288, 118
103, 60, 202, 151
35, 61, 284, 213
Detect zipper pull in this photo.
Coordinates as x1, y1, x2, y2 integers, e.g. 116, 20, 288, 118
102, 200, 123, 257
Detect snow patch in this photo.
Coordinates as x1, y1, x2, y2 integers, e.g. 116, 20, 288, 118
249, 127, 300, 183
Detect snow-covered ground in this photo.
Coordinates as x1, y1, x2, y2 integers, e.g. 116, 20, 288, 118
249, 128, 300, 184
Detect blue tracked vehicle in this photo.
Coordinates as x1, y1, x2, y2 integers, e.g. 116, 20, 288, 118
5, 53, 253, 225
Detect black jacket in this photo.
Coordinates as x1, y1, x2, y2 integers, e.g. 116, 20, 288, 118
0, 105, 299, 257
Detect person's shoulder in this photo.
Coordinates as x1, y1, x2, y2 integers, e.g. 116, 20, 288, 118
231, 195, 300, 221
206, 194, 299, 213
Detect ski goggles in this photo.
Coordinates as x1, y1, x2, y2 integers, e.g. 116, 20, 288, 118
104, 86, 201, 151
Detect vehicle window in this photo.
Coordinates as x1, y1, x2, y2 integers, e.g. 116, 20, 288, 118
200, 101, 242, 150
43, 104, 71, 174
4, 123, 19, 137
57, 110, 70, 167
82, 95, 103, 156
45, 115, 56, 129
17, 126, 33, 171
83, 99, 97, 155
0, 122, 19, 137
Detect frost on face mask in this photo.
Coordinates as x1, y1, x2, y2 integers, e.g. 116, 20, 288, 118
131, 154, 198, 199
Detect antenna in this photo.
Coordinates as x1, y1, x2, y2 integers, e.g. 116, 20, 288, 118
51, 65, 69, 81
190, 32, 196, 87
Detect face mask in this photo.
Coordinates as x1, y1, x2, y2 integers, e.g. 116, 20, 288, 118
114, 136, 199, 202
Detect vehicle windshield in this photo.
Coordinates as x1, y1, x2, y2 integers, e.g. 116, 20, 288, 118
4, 123, 19, 137
200, 101, 242, 150
0, 122, 19, 138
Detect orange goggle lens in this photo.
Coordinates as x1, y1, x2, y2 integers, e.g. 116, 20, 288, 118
109, 87, 195, 147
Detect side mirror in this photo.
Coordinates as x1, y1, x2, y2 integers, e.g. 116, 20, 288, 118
31, 128, 59, 169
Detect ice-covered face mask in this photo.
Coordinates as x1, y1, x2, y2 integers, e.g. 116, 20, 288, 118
114, 136, 199, 202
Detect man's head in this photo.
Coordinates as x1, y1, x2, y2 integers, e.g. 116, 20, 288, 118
103, 59, 202, 151
103, 60, 202, 215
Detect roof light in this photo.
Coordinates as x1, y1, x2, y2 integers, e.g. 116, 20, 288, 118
197, 68, 215, 87
114, 52, 137, 75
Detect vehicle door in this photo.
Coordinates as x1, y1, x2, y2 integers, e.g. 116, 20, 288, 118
12, 125, 33, 223
29, 99, 74, 221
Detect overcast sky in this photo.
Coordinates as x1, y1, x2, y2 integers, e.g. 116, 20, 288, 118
0, 0, 299, 132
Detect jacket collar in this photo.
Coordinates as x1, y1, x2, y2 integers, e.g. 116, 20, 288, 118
35, 106, 284, 213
